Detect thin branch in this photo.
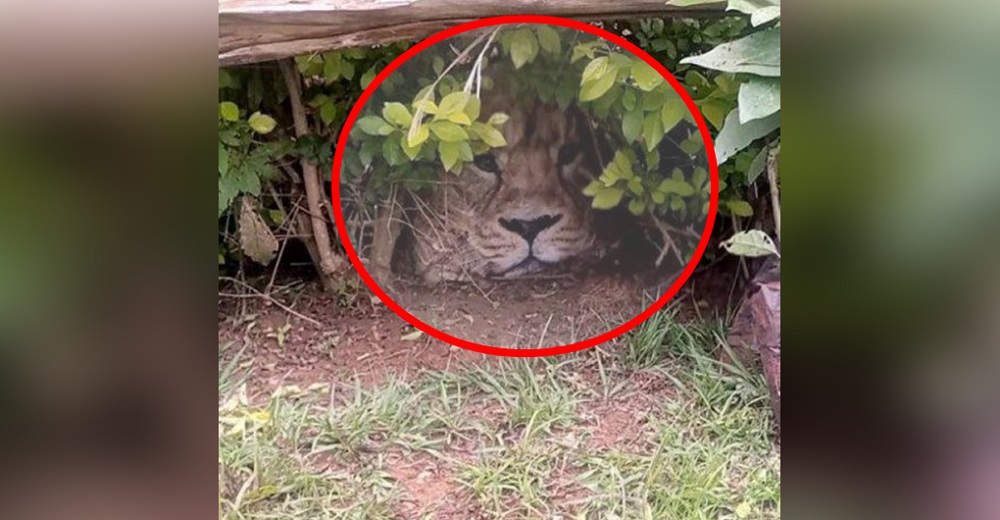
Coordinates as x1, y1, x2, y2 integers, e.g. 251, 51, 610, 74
279, 58, 346, 286
219, 276, 323, 327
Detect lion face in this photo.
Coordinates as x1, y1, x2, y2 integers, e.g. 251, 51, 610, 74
412, 98, 600, 283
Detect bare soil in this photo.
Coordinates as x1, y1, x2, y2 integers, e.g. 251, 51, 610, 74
218, 259, 739, 396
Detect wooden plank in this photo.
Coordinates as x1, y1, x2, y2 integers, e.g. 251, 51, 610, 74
219, 0, 725, 66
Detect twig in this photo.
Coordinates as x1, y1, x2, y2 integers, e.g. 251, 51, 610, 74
219, 276, 322, 326
651, 215, 685, 267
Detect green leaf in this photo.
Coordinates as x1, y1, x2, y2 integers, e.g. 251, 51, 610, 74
627, 177, 644, 196
437, 91, 472, 118
463, 96, 481, 121
357, 115, 388, 135
487, 112, 510, 126
413, 99, 438, 115
621, 109, 643, 143
248, 112, 277, 134
630, 60, 664, 91
438, 140, 463, 171
407, 124, 430, 148
571, 41, 599, 63
433, 56, 445, 75
509, 28, 539, 69
693, 166, 708, 190
738, 77, 780, 123
323, 53, 342, 82
470, 122, 507, 147
219, 101, 239, 122
307, 94, 330, 109
319, 102, 337, 125
720, 229, 778, 257
643, 111, 664, 152
429, 120, 469, 142
382, 135, 404, 166
400, 136, 423, 160
660, 97, 687, 133
583, 180, 603, 197
746, 145, 769, 183
340, 59, 355, 80
714, 108, 780, 164
657, 178, 696, 196
591, 186, 625, 209
621, 89, 637, 111
580, 72, 616, 102
680, 28, 781, 77
447, 112, 472, 125
218, 143, 229, 175
628, 198, 647, 216
382, 102, 412, 127
361, 67, 378, 89
582, 57, 610, 85
680, 136, 704, 155
725, 199, 754, 217
218, 69, 233, 89
536, 25, 561, 54
700, 98, 730, 130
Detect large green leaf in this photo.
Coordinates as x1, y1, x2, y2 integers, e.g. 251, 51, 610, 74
630, 60, 664, 92
382, 102, 412, 127
738, 77, 780, 123
714, 108, 780, 164
429, 120, 469, 142
680, 28, 780, 77
580, 72, 617, 102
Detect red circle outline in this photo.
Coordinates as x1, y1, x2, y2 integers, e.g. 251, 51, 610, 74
332, 15, 719, 357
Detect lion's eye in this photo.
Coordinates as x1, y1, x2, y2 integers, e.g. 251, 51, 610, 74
473, 153, 500, 175
557, 143, 581, 166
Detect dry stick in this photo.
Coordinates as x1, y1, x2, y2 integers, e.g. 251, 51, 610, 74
767, 142, 781, 244
279, 59, 345, 287
265, 193, 304, 295
219, 276, 323, 326
651, 215, 685, 268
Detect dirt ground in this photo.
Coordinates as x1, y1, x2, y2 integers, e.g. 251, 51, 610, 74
217, 260, 738, 395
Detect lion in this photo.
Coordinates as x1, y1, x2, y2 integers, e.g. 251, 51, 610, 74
406, 92, 607, 284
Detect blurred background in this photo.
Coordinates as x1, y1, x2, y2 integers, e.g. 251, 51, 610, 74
1, 0, 999, 518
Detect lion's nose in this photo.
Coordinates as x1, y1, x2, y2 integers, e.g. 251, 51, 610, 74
499, 214, 562, 243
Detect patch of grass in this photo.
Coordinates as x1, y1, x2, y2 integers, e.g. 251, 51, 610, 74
457, 438, 581, 519
219, 388, 399, 520
218, 309, 780, 519
219, 340, 252, 398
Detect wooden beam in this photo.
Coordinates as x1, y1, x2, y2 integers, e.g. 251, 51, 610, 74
219, 0, 726, 66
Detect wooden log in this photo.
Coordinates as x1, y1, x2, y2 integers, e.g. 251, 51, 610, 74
219, 0, 725, 66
